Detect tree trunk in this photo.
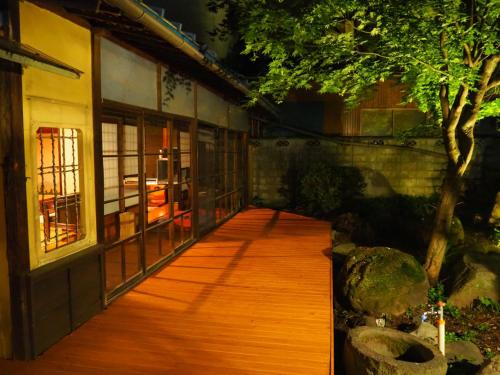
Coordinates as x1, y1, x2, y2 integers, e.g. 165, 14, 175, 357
424, 163, 461, 286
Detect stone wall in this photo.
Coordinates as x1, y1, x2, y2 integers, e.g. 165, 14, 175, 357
249, 137, 500, 208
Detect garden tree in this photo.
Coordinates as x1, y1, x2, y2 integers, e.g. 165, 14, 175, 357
210, 0, 499, 284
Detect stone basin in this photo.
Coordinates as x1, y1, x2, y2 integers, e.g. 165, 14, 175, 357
344, 326, 448, 375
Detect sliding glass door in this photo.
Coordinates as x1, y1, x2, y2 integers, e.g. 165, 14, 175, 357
198, 126, 216, 234
101, 110, 194, 299
198, 125, 246, 233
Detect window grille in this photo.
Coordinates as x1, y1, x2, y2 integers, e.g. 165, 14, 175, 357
37, 127, 83, 252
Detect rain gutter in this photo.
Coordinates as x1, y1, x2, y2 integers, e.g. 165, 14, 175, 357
103, 0, 279, 117
0, 37, 82, 79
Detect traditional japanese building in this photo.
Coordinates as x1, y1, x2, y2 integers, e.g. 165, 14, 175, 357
0, 0, 275, 359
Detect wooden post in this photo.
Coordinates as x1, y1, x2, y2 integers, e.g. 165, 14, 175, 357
138, 113, 146, 273
191, 82, 199, 239
91, 31, 104, 244
3, 0, 33, 359
91, 31, 107, 308
242, 131, 249, 208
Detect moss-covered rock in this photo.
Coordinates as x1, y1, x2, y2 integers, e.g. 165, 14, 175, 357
448, 252, 500, 308
489, 192, 500, 226
338, 247, 429, 316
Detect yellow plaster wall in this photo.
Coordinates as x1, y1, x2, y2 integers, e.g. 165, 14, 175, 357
20, 2, 96, 270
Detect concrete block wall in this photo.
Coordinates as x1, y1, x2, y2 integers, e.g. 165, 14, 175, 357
249, 137, 500, 207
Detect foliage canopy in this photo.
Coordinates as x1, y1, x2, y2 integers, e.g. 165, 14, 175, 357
211, 0, 499, 284
216, 0, 499, 126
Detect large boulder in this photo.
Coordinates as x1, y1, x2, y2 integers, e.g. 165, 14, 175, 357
338, 247, 429, 316
448, 252, 500, 308
446, 341, 484, 366
477, 355, 500, 375
410, 322, 438, 345
458, 233, 500, 255
344, 326, 447, 375
489, 192, 500, 226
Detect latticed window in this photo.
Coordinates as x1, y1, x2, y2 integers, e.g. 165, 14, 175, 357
37, 127, 84, 252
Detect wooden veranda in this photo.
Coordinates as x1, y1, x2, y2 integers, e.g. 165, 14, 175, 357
0, 208, 333, 374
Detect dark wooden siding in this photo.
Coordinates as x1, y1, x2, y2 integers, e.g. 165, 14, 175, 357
28, 245, 103, 357
341, 80, 418, 136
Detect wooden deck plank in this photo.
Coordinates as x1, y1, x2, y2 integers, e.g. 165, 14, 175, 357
0, 208, 332, 374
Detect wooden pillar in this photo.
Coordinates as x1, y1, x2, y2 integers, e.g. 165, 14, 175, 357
91, 31, 107, 308
242, 131, 249, 208
3, 0, 33, 359
91, 31, 104, 244
191, 82, 199, 239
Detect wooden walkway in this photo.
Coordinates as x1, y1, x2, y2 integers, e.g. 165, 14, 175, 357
0, 208, 333, 375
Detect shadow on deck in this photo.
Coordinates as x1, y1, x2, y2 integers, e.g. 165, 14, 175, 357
0, 208, 333, 375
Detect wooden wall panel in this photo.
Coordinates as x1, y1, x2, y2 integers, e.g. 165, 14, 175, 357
70, 256, 102, 328
342, 80, 417, 135
359, 80, 416, 109
31, 270, 71, 355
28, 246, 102, 357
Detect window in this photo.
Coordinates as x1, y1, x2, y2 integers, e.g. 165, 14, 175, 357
360, 109, 426, 136
36, 127, 83, 252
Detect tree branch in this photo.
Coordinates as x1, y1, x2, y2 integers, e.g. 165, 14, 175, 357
439, 31, 450, 121
443, 85, 469, 169
353, 51, 454, 78
486, 79, 500, 91
463, 43, 474, 66
455, 54, 499, 175
440, 84, 450, 122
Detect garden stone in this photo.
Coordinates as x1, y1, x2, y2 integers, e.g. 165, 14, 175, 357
332, 242, 356, 259
410, 322, 438, 345
332, 242, 357, 271
446, 341, 484, 366
477, 355, 500, 375
338, 247, 429, 316
489, 192, 500, 226
344, 326, 447, 375
448, 252, 500, 308
457, 234, 500, 255
332, 229, 352, 245
364, 315, 386, 328
449, 216, 465, 247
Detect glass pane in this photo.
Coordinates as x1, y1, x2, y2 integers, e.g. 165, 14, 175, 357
145, 226, 162, 267
105, 245, 123, 292
123, 125, 137, 155
147, 188, 170, 226
393, 110, 426, 133
104, 201, 120, 216
144, 124, 166, 155
103, 212, 119, 244
182, 212, 193, 243
117, 207, 139, 240
103, 157, 119, 202
216, 197, 224, 222
360, 109, 393, 136
102, 123, 118, 155
37, 127, 83, 252
161, 222, 175, 257
124, 238, 141, 280
123, 156, 139, 179
173, 218, 183, 249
